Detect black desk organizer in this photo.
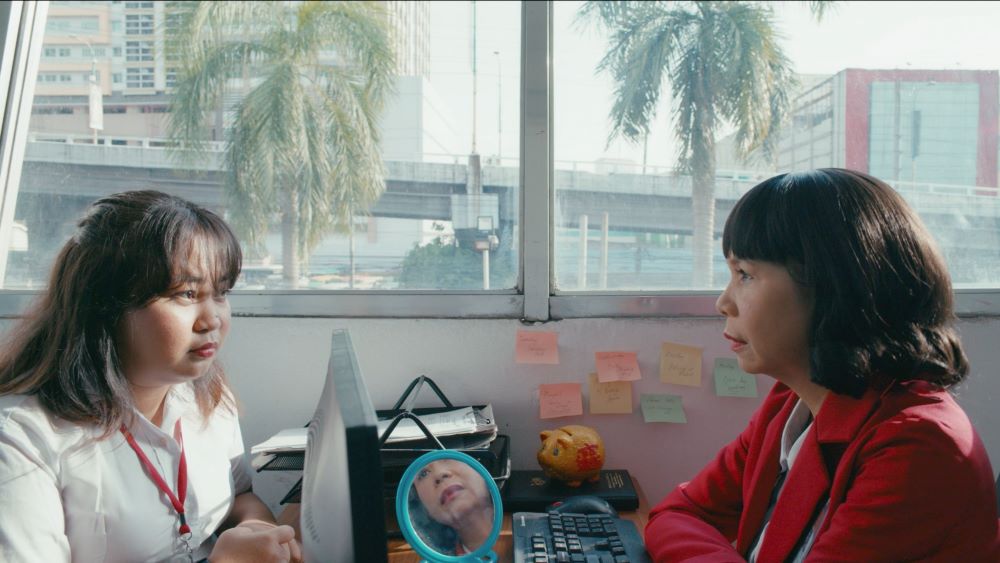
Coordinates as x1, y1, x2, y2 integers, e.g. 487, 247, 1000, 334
378, 376, 509, 497
260, 375, 509, 504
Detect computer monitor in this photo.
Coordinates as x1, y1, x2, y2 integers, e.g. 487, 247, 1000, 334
301, 329, 387, 563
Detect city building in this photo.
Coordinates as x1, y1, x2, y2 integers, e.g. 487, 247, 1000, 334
776, 68, 999, 188
29, 1, 451, 158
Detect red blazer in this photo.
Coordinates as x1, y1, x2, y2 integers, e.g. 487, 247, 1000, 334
645, 381, 1000, 562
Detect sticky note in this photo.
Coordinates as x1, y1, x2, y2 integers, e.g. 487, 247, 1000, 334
516, 330, 560, 365
539, 383, 583, 419
713, 358, 758, 398
640, 394, 687, 423
588, 373, 633, 414
595, 351, 641, 382
659, 342, 702, 387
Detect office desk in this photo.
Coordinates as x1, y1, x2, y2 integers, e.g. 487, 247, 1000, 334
281, 475, 650, 563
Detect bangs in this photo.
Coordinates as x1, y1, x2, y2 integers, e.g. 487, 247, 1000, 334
122, 197, 243, 306
722, 173, 807, 267
168, 219, 243, 293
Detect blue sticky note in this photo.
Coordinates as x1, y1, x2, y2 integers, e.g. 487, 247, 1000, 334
713, 358, 758, 398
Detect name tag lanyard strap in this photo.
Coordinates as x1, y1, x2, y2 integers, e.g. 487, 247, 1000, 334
121, 420, 193, 547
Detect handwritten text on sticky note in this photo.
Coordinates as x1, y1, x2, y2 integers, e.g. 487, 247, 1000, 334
595, 351, 641, 382
714, 358, 758, 398
640, 394, 687, 423
660, 342, 702, 387
588, 373, 633, 414
539, 383, 583, 419
516, 330, 560, 365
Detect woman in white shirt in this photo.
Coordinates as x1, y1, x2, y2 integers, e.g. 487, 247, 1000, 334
0, 191, 301, 562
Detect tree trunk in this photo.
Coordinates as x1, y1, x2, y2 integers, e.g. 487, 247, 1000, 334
690, 104, 717, 288
348, 221, 356, 289
691, 149, 716, 288
281, 188, 300, 287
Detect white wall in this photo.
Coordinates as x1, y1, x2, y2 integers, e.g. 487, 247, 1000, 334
223, 316, 1000, 514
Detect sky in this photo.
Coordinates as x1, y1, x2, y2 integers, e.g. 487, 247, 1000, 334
424, 1, 1000, 170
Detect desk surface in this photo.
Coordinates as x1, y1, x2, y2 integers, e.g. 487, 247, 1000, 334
281, 475, 650, 563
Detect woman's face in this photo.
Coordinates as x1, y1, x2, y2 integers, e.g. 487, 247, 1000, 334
716, 256, 813, 383
413, 459, 491, 528
117, 252, 231, 390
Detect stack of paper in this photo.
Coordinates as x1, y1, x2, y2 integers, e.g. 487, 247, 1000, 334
377, 404, 497, 447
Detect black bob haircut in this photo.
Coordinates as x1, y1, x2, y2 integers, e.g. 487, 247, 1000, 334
722, 168, 968, 397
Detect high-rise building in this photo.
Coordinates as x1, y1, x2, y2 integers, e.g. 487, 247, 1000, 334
777, 68, 999, 188
383, 1, 431, 78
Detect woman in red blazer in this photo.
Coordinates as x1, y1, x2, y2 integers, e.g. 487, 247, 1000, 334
645, 169, 1000, 562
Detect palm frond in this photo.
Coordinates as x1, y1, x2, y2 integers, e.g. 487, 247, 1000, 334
167, 0, 395, 273
804, 1, 838, 22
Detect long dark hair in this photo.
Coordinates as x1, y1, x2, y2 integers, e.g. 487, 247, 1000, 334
722, 168, 968, 397
0, 190, 242, 432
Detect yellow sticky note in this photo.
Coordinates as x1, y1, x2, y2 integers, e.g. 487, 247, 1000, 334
595, 351, 641, 382
516, 330, 560, 365
539, 383, 583, 419
588, 373, 633, 414
659, 341, 702, 387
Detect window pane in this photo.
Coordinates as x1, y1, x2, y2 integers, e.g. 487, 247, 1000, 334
554, 1, 1000, 290
11, 1, 521, 291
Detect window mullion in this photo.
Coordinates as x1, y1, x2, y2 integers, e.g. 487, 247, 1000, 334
0, 1, 46, 288
519, 0, 552, 321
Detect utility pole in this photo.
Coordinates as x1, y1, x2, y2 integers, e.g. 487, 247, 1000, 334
71, 34, 102, 144
494, 50, 501, 163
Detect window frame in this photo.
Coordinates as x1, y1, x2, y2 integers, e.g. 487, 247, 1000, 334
1, 1, 999, 321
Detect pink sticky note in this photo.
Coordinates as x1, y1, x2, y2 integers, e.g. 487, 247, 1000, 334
595, 351, 641, 382
516, 330, 560, 365
539, 383, 583, 419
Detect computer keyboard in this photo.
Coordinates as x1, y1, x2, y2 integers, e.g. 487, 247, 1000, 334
512, 510, 652, 563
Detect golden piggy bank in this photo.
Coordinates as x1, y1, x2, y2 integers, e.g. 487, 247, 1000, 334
537, 425, 605, 487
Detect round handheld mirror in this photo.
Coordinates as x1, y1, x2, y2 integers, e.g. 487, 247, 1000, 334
396, 450, 503, 563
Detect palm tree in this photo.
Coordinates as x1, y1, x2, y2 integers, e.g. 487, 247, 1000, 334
580, 1, 800, 287
166, 1, 395, 287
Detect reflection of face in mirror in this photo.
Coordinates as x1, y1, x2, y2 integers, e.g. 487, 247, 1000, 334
408, 459, 495, 555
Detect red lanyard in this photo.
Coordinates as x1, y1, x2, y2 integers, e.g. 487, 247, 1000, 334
120, 419, 191, 537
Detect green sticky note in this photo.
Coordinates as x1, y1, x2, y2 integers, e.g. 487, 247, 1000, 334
713, 358, 758, 398
640, 394, 687, 423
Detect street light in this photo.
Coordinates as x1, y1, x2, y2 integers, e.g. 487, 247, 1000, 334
475, 215, 498, 289
70, 33, 103, 144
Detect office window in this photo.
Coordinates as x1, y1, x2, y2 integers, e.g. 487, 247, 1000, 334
43, 48, 56, 58
58, 48, 70, 57
554, 1, 1000, 292
9, 1, 1000, 316
125, 14, 154, 35
9, 1, 521, 293
125, 66, 154, 88
46, 16, 100, 35
125, 40, 153, 61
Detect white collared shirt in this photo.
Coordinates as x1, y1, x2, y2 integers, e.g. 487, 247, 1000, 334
0, 383, 253, 562
749, 398, 829, 563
